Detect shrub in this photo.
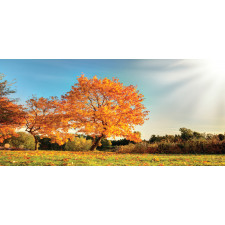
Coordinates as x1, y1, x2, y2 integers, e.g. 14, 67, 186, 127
65, 136, 92, 151
19, 145, 24, 150
115, 140, 225, 154
116, 142, 149, 153
4, 143, 10, 149
4, 132, 35, 150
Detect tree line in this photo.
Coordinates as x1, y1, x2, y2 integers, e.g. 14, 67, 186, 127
149, 127, 225, 143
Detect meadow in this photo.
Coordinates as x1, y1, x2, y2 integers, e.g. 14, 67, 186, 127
1, 150, 225, 166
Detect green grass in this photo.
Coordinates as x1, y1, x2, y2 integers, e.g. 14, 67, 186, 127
1, 150, 225, 166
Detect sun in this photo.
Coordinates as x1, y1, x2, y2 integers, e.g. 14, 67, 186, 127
204, 59, 225, 80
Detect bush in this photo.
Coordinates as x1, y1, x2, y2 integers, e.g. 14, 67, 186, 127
115, 140, 225, 154
19, 145, 24, 150
4, 132, 35, 150
65, 136, 92, 151
4, 143, 10, 149
116, 142, 149, 153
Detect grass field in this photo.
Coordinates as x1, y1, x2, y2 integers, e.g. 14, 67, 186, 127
1, 150, 225, 166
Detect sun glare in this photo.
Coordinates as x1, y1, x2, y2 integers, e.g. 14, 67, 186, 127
155, 59, 225, 127
204, 59, 225, 79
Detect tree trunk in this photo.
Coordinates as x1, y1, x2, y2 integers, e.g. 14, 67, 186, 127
90, 135, 104, 151
34, 136, 39, 151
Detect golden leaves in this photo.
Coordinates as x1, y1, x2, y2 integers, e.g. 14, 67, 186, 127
0, 96, 25, 143
1, 75, 149, 146
61, 74, 149, 142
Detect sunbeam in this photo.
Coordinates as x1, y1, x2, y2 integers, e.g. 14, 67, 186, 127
154, 59, 225, 131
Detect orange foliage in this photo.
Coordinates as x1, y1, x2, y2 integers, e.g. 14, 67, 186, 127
0, 126, 18, 143
24, 96, 72, 147
2, 75, 149, 148
0, 97, 25, 143
61, 74, 149, 145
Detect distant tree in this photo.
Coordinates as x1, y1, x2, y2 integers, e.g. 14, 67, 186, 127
179, 128, 194, 141
111, 139, 130, 146
149, 135, 157, 143
193, 131, 202, 139
100, 138, 112, 149
218, 134, 225, 141
61, 75, 149, 151
39, 137, 63, 150
149, 135, 166, 143
206, 133, 214, 140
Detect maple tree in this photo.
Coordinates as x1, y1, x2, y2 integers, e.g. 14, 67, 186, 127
61, 74, 149, 151
0, 74, 25, 143
24, 96, 73, 150
25, 96, 57, 150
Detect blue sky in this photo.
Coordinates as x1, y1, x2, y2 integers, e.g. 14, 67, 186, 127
1, 59, 225, 139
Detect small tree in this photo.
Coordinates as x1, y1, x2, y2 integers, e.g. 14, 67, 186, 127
61, 75, 149, 151
0, 74, 25, 143
24, 96, 61, 150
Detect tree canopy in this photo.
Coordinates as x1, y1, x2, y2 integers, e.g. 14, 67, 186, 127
0, 74, 24, 143
61, 75, 149, 150
24, 96, 71, 149
0, 74, 149, 150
